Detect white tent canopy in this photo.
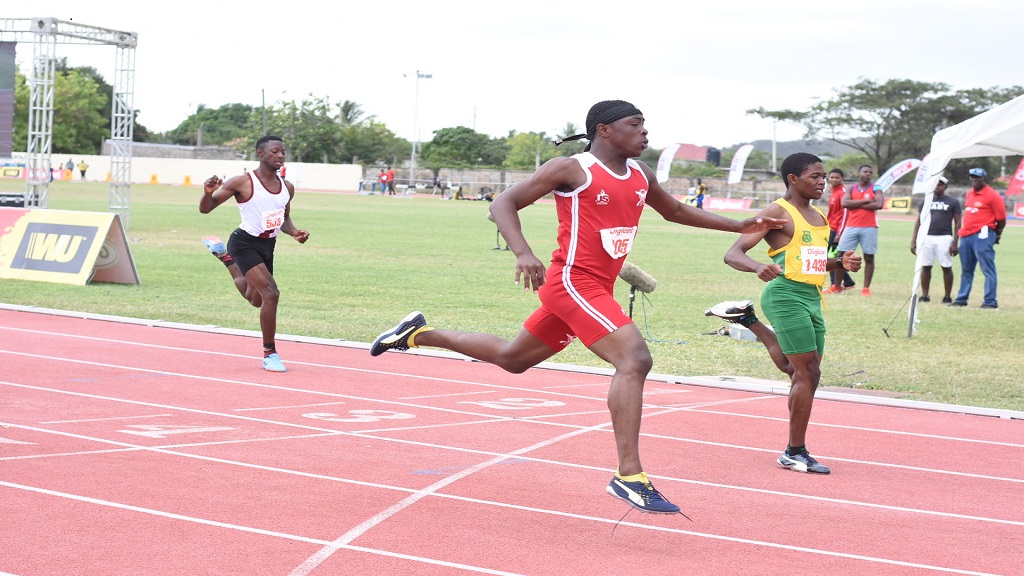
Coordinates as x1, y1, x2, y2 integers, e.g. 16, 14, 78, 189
906, 93, 1024, 336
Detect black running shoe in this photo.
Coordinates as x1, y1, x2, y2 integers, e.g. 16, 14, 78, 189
918, 295, 930, 303
778, 450, 831, 474
705, 300, 757, 327
370, 311, 429, 356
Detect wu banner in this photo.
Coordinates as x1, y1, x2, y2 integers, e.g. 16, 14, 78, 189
0, 208, 140, 285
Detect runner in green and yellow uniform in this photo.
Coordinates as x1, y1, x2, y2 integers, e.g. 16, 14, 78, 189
707, 153, 862, 475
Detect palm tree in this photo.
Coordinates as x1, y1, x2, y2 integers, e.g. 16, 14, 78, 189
338, 100, 373, 127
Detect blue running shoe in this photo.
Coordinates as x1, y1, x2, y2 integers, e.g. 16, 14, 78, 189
370, 311, 430, 356
262, 352, 286, 373
605, 472, 680, 514
202, 235, 228, 259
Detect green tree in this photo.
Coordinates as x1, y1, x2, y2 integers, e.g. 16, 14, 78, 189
165, 103, 256, 146
257, 94, 344, 163
752, 79, 1024, 173
56, 60, 154, 143
420, 126, 498, 168
503, 132, 558, 170
339, 119, 403, 165
13, 68, 107, 154
338, 100, 371, 127
553, 122, 586, 156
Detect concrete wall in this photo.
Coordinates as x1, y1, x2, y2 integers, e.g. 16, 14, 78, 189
7, 152, 363, 192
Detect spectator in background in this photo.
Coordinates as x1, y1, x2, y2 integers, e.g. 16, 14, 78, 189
375, 169, 385, 193
77, 160, 89, 180
65, 158, 74, 178
836, 164, 883, 296
386, 165, 397, 195
911, 176, 961, 304
951, 168, 1006, 309
695, 178, 707, 209
822, 168, 856, 294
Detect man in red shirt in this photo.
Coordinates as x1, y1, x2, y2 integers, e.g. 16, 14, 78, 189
821, 168, 856, 294
386, 166, 397, 195
368, 100, 785, 514
835, 165, 883, 296
951, 168, 1006, 309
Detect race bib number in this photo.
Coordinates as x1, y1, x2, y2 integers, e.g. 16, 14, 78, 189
600, 226, 637, 259
261, 208, 285, 231
801, 246, 828, 274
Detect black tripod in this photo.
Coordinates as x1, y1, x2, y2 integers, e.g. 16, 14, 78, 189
492, 228, 509, 251
627, 286, 685, 345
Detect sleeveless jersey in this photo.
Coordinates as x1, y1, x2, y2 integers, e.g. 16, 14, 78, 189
550, 152, 649, 288
238, 171, 289, 238
767, 198, 829, 287
844, 182, 878, 228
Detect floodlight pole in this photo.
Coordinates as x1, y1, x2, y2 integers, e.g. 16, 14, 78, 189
408, 70, 431, 187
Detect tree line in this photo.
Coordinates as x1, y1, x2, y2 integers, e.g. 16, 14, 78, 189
10, 65, 1021, 180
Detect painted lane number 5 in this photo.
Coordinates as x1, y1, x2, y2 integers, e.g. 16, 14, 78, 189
303, 410, 415, 423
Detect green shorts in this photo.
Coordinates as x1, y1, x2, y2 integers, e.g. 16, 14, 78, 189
760, 277, 826, 356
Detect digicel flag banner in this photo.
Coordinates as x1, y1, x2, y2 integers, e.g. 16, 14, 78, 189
0, 208, 140, 285
1006, 158, 1024, 197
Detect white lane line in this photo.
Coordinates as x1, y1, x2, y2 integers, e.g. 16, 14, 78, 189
4, 407, 1022, 529
39, 414, 172, 424
2, 332, 1018, 448
689, 408, 1024, 448
0, 480, 521, 576
5, 366, 1020, 484
6, 342, 1015, 450
233, 401, 349, 412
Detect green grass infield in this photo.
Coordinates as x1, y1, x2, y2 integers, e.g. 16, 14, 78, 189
1, 181, 1021, 411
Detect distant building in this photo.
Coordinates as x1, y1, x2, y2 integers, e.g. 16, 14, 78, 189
100, 140, 244, 161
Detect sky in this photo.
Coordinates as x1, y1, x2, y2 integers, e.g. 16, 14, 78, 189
5, 1, 1023, 151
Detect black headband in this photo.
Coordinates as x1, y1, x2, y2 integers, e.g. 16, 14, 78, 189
555, 102, 643, 146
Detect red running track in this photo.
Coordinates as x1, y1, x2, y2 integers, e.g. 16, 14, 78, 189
1, 307, 1022, 575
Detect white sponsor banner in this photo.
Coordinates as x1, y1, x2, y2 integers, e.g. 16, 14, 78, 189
655, 143, 681, 183
874, 158, 921, 192
727, 144, 754, 184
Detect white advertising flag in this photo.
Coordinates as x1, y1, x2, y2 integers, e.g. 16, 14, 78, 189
874, 158, 922, 192
727, 144, 754, 184
655, 143, 681, 183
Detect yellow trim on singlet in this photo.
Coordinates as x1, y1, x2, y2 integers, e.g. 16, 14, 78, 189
767, 198, 830, 287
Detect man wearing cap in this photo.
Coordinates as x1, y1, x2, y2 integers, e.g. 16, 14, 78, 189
911, 176, 961, 304
951, 168, 1006, 309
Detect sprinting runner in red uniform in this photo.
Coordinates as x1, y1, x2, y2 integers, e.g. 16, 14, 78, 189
370, 100, 784, 514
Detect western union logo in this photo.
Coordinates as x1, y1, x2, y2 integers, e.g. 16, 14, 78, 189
11, 223, 98, 273
27, 232, 87, 262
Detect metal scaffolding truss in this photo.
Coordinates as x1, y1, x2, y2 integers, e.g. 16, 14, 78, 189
0, 17, 137, 226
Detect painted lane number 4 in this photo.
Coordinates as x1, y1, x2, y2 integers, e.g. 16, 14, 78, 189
457, 398, 566, 410
118, 424, 235, 438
